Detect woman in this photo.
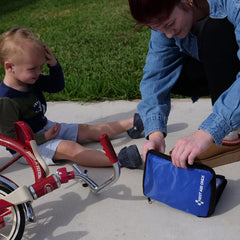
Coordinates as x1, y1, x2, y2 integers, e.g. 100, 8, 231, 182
128, 0, 240, 168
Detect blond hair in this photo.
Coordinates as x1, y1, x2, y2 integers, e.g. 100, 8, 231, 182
0, 27, 44, 66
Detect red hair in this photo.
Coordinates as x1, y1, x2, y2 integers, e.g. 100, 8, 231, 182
128, 0, 188, 25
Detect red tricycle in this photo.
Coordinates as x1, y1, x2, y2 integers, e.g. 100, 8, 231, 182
0, 121, 120, 240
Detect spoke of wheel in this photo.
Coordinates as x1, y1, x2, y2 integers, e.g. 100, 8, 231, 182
0, 232, 8, 239
5, 222, 14, 226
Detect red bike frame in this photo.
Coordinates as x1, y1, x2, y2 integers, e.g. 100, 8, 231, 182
0, 121, 120, 229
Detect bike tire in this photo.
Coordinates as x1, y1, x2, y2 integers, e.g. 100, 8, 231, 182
0, 182, 25, 240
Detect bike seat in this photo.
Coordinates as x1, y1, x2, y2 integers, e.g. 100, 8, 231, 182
14, 121, 49, 175
14, 121, 34, 149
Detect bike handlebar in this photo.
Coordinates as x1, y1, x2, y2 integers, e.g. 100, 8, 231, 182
72, 133, 120, 193
98, 133, 118, 164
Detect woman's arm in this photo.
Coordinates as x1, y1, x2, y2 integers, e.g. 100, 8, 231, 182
137, 29, 186, 138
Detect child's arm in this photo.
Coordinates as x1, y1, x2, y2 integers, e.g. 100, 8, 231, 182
44, 45, 57, 67
0, 98, 19, 140
36, 46, 65, 93
0, 98, 46, 145
43, 123, 61, 141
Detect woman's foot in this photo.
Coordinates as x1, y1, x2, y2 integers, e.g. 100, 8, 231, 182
222, 130, 240, 146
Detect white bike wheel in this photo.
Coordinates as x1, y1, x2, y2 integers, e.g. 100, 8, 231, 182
0, 183, 25, 240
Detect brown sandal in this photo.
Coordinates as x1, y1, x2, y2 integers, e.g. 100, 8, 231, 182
195, 143, 240, 167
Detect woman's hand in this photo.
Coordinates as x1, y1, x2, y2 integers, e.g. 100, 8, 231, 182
171, 129, 214, 168
44, 123, 61, 141
142, 131, 166, 161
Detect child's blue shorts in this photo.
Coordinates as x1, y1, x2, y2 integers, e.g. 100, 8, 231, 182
18, 120, 78, 165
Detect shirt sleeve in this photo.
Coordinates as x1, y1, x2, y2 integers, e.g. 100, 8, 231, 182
137, 29, 186, 138
33, 132, 46, 145
0, 97, 19, 139
199, 0, 240, 145
35, 61, 65, 93
0, 98, 46, 145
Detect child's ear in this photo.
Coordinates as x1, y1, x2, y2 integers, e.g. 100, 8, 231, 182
4, 61, 14, 73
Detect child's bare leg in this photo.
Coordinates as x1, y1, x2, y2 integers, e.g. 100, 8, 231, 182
52, 139, 143, 169
77, 118, 133, 142
53, 140, 112, 167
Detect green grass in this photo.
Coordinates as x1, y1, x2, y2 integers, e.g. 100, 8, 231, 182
0, 0, 151, 101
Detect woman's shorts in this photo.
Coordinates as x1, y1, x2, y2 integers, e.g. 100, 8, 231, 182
17, 120, 78, 165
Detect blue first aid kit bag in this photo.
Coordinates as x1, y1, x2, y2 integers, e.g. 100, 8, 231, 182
143, 150, 227, 217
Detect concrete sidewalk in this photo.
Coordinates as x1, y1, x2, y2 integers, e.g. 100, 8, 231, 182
1, 99, 240, 240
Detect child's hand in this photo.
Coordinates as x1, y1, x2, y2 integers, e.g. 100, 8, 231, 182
44, 45, 57, 67
44, 123, 61, 141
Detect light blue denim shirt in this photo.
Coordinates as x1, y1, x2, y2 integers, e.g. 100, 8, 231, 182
138, 0, 240, 145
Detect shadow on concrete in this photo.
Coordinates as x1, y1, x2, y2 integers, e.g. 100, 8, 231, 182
23, 184, 144, 239
214, 178, 240, 216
